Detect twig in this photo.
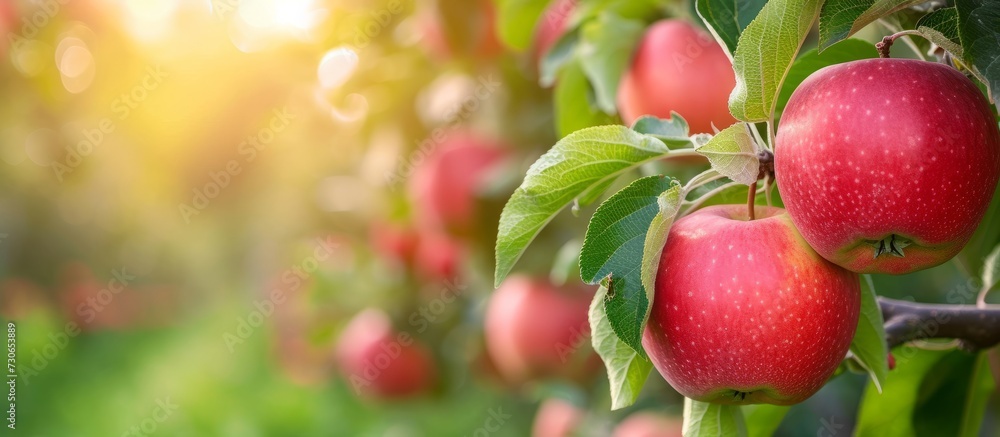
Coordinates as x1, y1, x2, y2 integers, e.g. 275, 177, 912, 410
879, 297, 1000, 352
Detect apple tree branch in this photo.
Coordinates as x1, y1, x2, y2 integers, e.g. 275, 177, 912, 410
879, 297, 1000, 352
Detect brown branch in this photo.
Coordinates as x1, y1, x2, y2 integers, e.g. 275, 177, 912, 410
879, 297, 1000, 352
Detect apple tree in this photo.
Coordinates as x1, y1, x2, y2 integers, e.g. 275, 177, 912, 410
493, 0, 1000, 435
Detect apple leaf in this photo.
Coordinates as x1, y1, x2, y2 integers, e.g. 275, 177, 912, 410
580, 176, 681, 356
915, 7, 963, 57
638, 184, 682, 333
729, 0, 824, 123
694, 123, 760, 185
540, 30, 581, 87
981, 243, 1000, 293
912, 352, 994, 437
629, 114, 694, 148
695, 0, 768, 56
550, 239, 583, 287
855, 349, 994, 437
775, 38, 879, 122
495, 126, 675, 287
553, 61, 621, 138
743, 405, 790, 437
956, 0, 1000, 103
495, 0, 551, 50
577, 12, 646, 114
589, 284, 653, 410
848, 275, 889, 394
817, 0, 926, 50
683, 398, 748, 437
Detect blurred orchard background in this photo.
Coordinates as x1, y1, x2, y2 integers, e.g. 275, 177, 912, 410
0, 0, 997, 436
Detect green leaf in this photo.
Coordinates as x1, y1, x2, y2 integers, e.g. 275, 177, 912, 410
849, 275, 889, 393
775, 38, 879, 121
817, 0, 926, 50
855, 348, 947, 436
695, 0, 768, 56
553, 61, 621, 138
540, 30, 580, 87
495, 126, 670, 287
915, 7, 963, 57
956, 0, 1000, 102
683, 398, 748, 437
729, 0, 824, 123
589, 284, 653, 410
580, 176, 680, 356
495, 0, 551, 51
855, 349, 994, 437
574, 0, 663, 25
638, 184, 683, 334
912, 352, 994, 437
982, 243, 1000, 292
578, 13, 646, 114
743, 404, 791, 437
694, 123, 759, 185
550, 239, 583, 287
630, 114, 694, 148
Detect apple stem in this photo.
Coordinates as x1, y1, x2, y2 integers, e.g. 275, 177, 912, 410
746, 181, 757, 221
875, 30, 923, 58
880, 297, 1000, 352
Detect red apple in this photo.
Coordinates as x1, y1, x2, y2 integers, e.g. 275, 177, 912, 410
369, 221, 419, 267
775, 59, 1000, 274
642, 205, 860, 405
532, 0, 575, 63
419, 0, 502, 60
612, 412, 683, 437
617, 20, 737, 133
58, 263, 177, 331
408, 132, 508, 233
414, 230, 463, 281
532, 398, 585, 437
485, 276, 597, 382
335, 308, 436, 398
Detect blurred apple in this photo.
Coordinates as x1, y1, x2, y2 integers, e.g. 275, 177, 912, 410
617, 20, 736, 133
484, 275, 598, 382
419, 0, 502, 60
335, 308, 437, 399
532, 398, 585, 437
612, 412, 683, 437
408, 132, 509, 234
0, 278, 48, 319
533, 0, 575, 64
59, 262, 177, 331
369, 220, 420, 267
413, 230, 463, 281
